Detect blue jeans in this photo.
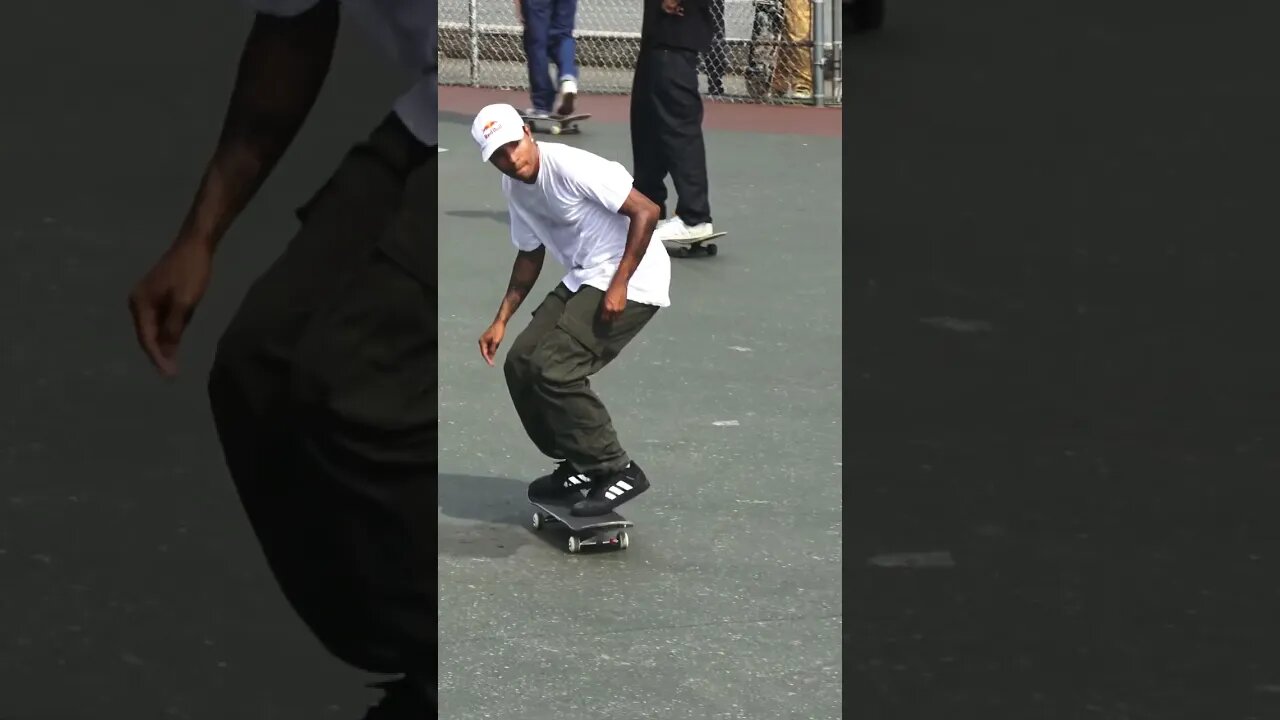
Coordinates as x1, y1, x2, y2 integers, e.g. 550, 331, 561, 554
521, 0, 579, 112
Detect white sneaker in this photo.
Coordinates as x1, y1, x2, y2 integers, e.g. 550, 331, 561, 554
556, 77, 578, 116
652, 216, 682, 237
654, 217, 715, 244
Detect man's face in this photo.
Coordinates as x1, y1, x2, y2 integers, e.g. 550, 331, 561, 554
488, 128, 538, 183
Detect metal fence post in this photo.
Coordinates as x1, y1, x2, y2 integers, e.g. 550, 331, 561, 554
468, 0, 480, 86
831, 0, 842, 102
811, 0, 826, 107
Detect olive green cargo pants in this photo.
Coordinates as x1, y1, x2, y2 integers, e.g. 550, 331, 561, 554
503, 282, 659, 476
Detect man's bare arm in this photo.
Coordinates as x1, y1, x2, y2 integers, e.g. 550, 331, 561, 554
612, 189, 662, 287
176, 1, 340, 253
493, 247, 547, 325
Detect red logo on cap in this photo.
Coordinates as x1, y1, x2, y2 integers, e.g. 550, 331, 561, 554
482, 120, 500, 139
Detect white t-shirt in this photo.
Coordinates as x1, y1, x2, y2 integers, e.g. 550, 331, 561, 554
503, 142, 672, 308
239, 0, 436, 146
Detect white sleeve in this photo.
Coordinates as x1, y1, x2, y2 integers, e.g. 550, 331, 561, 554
568, 155, 635, 214
238, 0, 324, 16
506, 199, 543, 252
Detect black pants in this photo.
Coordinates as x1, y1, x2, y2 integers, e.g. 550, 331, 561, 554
630, 46, 712, 225
206, 113, 435, 690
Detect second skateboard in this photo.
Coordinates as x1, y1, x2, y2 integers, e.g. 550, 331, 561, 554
664, 231, 727, 258
520, 112, 592, 136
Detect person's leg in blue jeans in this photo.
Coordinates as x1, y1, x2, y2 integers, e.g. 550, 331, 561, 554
548, 0, 580, 115
520, 0, 556, 115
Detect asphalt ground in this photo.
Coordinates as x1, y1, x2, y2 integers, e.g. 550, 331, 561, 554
438, 90, 842, 718
850, 2, 1280, 718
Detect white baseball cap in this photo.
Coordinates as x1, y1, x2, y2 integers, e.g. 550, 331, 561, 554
471, 103, 527, 162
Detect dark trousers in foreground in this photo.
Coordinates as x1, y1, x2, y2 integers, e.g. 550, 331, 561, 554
504, 283, 658, 476
630, 45, 713, 225
206, 114, 435, 694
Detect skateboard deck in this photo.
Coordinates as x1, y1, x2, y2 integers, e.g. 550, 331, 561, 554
530, 495, 633, 553
664, 231, 727, 258
520, 113, 591, 136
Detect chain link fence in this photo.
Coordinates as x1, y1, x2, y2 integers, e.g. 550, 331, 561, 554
440, 0, 842, 106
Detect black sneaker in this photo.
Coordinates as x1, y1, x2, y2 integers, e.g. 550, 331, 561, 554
527, 460, 591, 501
362, 674, 433, 719
571, 461, 650, 516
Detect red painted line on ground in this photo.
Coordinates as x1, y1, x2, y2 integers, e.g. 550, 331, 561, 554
441, 86, 842, 139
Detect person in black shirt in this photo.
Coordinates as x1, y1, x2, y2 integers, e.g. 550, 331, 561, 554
632, 0, 720, 250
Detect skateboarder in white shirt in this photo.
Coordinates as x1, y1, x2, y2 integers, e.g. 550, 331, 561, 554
470, 103, 668, 516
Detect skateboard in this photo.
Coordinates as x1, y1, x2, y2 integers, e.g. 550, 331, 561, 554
530, 495, 633, 554
664, 231, 727, 258
520, 113, 591, 136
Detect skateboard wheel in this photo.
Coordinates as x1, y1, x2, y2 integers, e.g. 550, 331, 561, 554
550, 124, 561, 135
618, 531, 629, 550
531, 512, 543, 531
706, 244, 718, 256
567, 535, 581, 553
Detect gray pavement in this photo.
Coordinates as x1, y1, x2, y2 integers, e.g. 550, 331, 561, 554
438, 113, 842, 718
852, 1, 1280, 718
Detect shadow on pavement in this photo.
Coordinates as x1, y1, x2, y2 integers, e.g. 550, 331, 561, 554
438, 473, 535, 559
443, 209, 509, 225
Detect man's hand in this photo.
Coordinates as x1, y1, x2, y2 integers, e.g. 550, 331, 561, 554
127, 241, 215, 377
125, 3, 338, 379
479, 321, 507, 366
662, 0, 685, 16
600, 282, 628, 323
